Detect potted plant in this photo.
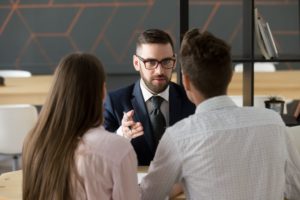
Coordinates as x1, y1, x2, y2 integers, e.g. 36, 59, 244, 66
264, 96, 285, 115
0, 76, 4, 86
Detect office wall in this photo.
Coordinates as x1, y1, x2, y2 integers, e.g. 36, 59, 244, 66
0, 0, 299, 90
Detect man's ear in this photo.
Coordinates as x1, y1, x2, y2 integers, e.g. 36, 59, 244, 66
173, 54, 177, 70
182, 73, 191, 92
133, 55, 140, 71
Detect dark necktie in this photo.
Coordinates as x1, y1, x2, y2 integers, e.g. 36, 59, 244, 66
149, 96, 166, 146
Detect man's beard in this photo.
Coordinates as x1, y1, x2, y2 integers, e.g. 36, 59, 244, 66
142, 75, 170, 94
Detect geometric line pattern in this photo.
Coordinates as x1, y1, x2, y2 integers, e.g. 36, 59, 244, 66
0, 0, 299, 74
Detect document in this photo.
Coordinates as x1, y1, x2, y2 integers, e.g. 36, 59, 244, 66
138, 172, 147, 184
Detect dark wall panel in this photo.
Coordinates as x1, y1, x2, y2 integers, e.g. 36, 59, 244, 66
0, 0, 299, 90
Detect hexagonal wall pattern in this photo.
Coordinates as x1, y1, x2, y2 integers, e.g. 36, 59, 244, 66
0, 0, 299, 74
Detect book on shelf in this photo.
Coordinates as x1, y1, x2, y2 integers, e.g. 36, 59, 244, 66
254, 8, 278, 59
265, 22, 278, 57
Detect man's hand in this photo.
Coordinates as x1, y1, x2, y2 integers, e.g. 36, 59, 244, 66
122, 110, 144, 139
169, 183, 183, 199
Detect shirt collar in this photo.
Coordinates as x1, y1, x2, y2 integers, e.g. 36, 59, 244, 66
140, 79, 169, 102
196, 95, 237, 113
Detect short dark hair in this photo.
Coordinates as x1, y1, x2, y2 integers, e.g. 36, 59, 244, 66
136, 29, 174, 53
180, 29, 232, 98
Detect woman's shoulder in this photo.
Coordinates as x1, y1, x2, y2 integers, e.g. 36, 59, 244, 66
78, 126, 133, 160
75, 126, 137, 187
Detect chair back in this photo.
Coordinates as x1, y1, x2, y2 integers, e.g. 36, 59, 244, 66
0, 70, 32, 78
286, 125, 300, 154
0, 105, 38, 154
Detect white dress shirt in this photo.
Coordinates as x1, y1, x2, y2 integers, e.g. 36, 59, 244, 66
117, 79, 170, 136
74, 126, 139, 200
140, 95, 300, 200
140, 79, 169, 126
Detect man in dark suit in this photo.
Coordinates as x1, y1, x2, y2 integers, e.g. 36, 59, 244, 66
104, 29, 195, 165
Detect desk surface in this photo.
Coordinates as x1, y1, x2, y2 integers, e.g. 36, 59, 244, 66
0, 168, 185, 200
228, 71, 300, 98
0, 71, 300, 105
0, 76, 52, 105
0, 170, 22, 200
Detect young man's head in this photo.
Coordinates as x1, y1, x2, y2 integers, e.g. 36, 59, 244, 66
180, 29, 232, 103
133, 29, 176, 94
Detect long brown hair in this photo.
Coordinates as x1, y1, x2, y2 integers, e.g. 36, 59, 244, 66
22, 53, 106, 200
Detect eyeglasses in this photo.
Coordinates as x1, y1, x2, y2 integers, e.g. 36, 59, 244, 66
135, 54, 176, 70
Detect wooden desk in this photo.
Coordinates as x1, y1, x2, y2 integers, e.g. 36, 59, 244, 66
0, 76, 52, 105
0, 170, 22, 200
0, 71, 299, 105
228, 71, 300, 99
0, 168, 185, 200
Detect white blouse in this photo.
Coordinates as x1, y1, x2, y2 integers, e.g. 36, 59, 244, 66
74, 126, 139, 200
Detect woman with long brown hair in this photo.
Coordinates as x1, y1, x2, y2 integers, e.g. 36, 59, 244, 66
22, 53, 139, 200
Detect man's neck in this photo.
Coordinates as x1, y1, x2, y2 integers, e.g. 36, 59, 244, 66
187, 83, 205, 106
140, 79, 156, 95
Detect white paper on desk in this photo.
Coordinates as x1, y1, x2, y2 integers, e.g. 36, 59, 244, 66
137, 172, 147, 184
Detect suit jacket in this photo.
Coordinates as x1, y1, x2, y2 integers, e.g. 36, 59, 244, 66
104, 80, 195, 165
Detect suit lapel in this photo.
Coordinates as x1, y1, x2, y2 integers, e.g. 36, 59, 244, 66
131, 81, 154, 151
169, 84, 182, 126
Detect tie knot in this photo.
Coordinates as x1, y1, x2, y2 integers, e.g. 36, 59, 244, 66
151, 96, 164, 109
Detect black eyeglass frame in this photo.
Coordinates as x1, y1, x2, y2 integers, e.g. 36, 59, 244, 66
135, 54, 176, 70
